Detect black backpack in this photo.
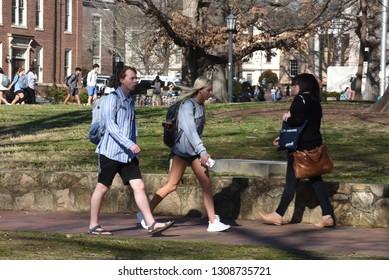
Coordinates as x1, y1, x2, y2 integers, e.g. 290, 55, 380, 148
82, 75, 87, 87
162, 99, 195, 148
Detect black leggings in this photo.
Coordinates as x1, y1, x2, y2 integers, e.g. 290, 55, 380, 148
276, 153, 334, 217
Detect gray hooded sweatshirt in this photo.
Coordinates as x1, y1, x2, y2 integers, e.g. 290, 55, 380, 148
172, 98, 207, 157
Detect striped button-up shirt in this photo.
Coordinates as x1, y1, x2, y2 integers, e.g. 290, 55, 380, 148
96, 87, 138, 163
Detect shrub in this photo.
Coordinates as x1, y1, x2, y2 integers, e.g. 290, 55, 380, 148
258, 86, 266, 101
259, 70, 278, 85
232, 79, 242, 102
46, 84, 88, 104
322, 91, 341, 100
46, 84, 66, 103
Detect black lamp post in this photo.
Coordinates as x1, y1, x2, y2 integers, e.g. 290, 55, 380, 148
112, 54, 120, 88
226, 14, 236, 103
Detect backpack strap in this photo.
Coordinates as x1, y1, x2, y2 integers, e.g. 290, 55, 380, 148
180, 98, 196, 116
97, 91, 122, 172
111, 91, 121, 114
98, 91, 121, 129
187, 99, 196, 115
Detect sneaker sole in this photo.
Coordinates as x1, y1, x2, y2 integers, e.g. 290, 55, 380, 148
207, 226, 231, 232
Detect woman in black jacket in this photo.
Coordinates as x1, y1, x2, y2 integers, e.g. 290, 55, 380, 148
259, 73, 335, 228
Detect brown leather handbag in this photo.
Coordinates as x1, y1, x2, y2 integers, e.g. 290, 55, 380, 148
293, 144, 334, 180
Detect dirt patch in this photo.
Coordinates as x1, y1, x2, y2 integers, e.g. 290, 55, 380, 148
212, 102, 389, 125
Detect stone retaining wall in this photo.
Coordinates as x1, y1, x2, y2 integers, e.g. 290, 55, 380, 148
0, 170, 388, 228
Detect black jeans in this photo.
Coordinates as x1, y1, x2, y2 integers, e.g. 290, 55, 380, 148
276, 153, 334, 217
25, 87, 36, 104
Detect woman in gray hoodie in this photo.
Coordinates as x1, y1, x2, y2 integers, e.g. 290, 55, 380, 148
138, 76, 230, 232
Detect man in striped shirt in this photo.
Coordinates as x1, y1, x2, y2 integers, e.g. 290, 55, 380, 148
88, 66, 174, 235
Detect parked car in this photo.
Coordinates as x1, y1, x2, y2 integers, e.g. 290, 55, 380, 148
136, 78, 153, 95
95, 74, 115, 96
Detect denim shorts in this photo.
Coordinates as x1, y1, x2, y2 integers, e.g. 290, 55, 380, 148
87, 85, 96, 96
68, 88, 79, 96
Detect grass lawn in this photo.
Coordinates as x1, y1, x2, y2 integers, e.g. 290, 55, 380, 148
0, 101, 387, 183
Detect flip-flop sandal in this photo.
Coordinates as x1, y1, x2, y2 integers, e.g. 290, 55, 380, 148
88, 224, 113, 235
148, 221, 174, 235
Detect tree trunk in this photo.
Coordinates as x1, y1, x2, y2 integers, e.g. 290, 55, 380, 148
370, 91, 388, 112
355, 0, 368, 101
181, 47, 199, 86
212, 64, 228, 103
181, 46, 229, 102
364, 46, 381, 100
364, 0, 381, 100
141, 53, 151, 74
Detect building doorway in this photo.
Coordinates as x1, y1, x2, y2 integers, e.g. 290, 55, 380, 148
12, 58, 26, 76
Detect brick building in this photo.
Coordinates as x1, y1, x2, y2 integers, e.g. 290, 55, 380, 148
0, 0, 116, 89
0, 0, 85, 86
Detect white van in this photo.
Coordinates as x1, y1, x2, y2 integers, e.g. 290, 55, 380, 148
158, 75, 181, 86
95, 74, 115, 95
138, 76, 180, 87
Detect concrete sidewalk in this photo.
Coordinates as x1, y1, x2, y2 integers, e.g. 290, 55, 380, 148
1, 210, 388, 258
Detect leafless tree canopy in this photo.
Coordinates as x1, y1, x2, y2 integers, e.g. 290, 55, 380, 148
120, 0, 356, 62
91, 0, 388, 108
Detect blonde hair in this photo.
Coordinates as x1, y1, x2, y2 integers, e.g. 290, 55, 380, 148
177, 76, 212, 102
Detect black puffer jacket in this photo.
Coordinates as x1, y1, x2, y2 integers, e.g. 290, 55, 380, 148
287, 93, 323, 151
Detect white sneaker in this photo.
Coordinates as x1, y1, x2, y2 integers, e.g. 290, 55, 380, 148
207, 219, 230, 232
136, 211, 148, 229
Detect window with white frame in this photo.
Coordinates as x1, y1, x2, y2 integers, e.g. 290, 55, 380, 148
65, 0, 72, 32
12, 0, 27, 26
92, 15, 101, 63
65, 49, 72, 78
36, 47, 42, 82
290, 60, 298, 77
247, 73, 253, 85
35, 0, 43, 28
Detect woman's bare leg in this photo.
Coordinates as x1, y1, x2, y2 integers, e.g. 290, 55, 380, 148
149, 156, 187, 212
191, 159, 216, 223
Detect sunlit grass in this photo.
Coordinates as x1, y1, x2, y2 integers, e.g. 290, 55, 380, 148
0, 102, 387, 183
0, 231, 383, 260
